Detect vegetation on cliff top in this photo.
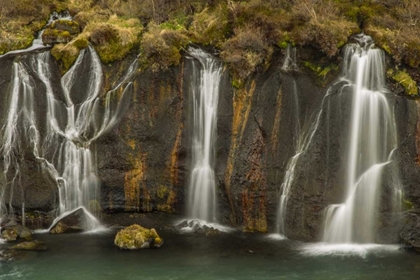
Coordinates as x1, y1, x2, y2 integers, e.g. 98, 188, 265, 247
1, 0, 419, 95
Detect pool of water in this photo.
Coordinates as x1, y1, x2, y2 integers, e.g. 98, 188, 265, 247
1, 229, 419, 280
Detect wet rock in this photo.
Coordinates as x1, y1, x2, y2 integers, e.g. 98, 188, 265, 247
1, 224, 32, 241
114, 224, 163, 249
0, 249, 21, 261
11, 240, 47, 251
1, 228, 18, 241
50, 208, 94, 234
175, 220, 220, 235
399, 211, 420, 251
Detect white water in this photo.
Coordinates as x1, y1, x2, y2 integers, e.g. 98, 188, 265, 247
0, 45, 136, 228
0, 11, 72, 59
275, 105, 324, 236
186, 47, 222, 222
322, 35, 398, 243
282, 44, 298, 71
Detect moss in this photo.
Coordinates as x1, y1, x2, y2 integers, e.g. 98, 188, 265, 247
303, 61, 335, 78
403, 199, 414, 211
232, 78, 243, 89
138, 22, 188, 71
157, 185, 168, 199
42, 29, 73, 44
51, 19, 80, 35
86, 16, 143, 64
389, 69, 418, 96
51, 43, 79, 73
115, 224, 163, 249
50, 34, 90, 73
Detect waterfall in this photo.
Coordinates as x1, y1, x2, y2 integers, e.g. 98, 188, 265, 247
322, 35, 398, 243
186, 47, 222, 222
0, 45, 136, 229
282, 44, 298, 72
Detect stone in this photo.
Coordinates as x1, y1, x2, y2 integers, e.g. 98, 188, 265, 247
114, 224, 163, 249
11, 240, 47, 251
49, 207, 96, 234
1, 228, 18, 241
1, 224, 32, 241
399, 211, 420, 251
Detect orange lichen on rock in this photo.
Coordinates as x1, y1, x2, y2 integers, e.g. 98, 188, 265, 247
124, 154, 146, 212
224, 81, 256, 224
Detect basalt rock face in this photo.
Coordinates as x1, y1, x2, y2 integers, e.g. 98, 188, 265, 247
97, 54, 234, 217
396, 99, 420, 248
2, 45, 420, 243
97, 63, 187, 214
0, 52, 60, 214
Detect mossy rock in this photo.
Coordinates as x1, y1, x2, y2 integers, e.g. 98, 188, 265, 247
114, 224, 163, 249
388, 69, 418, 96
11, 240, 47, 251
51, 19, 80, 35
42, 29, 73, 45
1, 228, 18, 241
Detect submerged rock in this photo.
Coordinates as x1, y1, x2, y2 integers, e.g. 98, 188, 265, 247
11, 240, 47, 251
114, 224, 163, 249
50, 208, 96, 234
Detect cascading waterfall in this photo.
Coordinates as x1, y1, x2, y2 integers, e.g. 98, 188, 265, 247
186, 47, 222, 223
322, 35, 398, 243
0, 44, 136, 229
282, 44, 298, 72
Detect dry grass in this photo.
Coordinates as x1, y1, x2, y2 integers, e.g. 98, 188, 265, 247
139, 22, 189, 71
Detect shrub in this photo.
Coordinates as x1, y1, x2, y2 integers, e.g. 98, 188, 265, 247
139, 22, 189, 71
221, 25, 272, 81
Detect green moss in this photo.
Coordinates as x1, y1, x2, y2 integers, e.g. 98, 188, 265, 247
43, 29, 73, 43
51, 19, 80, 35
277, 41, 289, 49
114, 224, 163, 249
303, 61, 338, 78
160, 13, 188, 31
73, 37, 89, 49
389, 69, 418, 96
403, 199, 414, 211
157, 185, 168, 199
232, 78, 243, 89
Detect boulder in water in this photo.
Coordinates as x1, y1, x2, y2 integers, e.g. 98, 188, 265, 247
11, 240, 47, 251
1, 228, 18, 241
114, 224, 163, 249
1, 224, 33, 241
50, 207, 98, 234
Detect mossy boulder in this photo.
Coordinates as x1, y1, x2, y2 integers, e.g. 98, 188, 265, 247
1, 228, 18, 241
0, 225, 32, 241
114, 224, 163, 249
11, 240, 47, 251
42, 20, 81, 45
51, 19, 80, 35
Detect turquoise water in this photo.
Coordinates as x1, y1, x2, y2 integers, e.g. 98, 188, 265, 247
1, 230, 419, 279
